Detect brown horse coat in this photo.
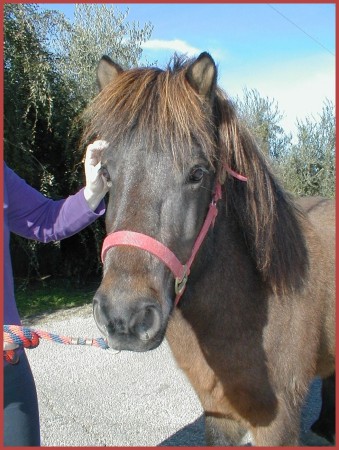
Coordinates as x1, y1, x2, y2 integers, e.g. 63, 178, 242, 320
84, 52, 335, 446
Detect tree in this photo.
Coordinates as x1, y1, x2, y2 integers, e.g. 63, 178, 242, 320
277, 99, 335, 198
4, 4, 66, 189
4, 3, 153, 283
234, 87, 292, 160
234, 88, 335, 198
51, 4, 153, 110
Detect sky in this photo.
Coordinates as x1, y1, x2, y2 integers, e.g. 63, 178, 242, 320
40, 2, 335, 137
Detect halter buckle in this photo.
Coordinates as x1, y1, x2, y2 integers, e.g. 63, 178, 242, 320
175, 266, 188, 295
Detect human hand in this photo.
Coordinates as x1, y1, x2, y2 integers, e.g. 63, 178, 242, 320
4, 341, 19, 351
83, 140, 110, 211
4, 342, 20, 364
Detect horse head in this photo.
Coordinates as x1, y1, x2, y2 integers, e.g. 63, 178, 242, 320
84, 52, 308, 352
87, 53, 221, 351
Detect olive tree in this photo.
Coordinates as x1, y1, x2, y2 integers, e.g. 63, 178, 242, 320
4, 3, 153, 283
278, 100, 335, 198
235, 87, 292, 161
52, 3, 153, 109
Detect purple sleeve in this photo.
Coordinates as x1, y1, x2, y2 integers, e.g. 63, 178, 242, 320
5, 164, 105, 242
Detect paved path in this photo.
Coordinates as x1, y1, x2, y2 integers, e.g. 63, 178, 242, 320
24, 304, 330, 446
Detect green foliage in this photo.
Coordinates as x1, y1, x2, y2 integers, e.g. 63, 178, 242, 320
15, 278, 98, 318
235, 87, 292, 160
235, 89, 335, 199
4, 3, 153, 284
4, 4, 79, 283
277, 100, 335, 198
4, 4, 66, 187
51, 4, 153, 109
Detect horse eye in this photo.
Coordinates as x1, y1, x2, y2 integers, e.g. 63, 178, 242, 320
99, 166, 111, 181
188, 166, 207, 184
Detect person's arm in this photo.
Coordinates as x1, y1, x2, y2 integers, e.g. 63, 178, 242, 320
5, 141, 109, 243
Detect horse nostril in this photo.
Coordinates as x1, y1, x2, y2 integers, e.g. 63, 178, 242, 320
93, 297, 109, 336
129, 305, 162, 341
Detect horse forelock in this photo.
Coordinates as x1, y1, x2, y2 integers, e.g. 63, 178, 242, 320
82, 56, 217, 170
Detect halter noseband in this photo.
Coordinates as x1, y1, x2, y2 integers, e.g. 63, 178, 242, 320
101, 166, 247, 306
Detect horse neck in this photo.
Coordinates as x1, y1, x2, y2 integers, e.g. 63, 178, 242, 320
191, 196, 258, 284
178, 199, 267, 324
215, 198, 254, 263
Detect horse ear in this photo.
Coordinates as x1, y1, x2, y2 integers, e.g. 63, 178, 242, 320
185, 52, 217, 99
97, 55, 123, 90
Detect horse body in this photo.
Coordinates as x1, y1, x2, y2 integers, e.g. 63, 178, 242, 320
167, 196, 335, 445
84, 52, 335, 445
298, 197, 335, 377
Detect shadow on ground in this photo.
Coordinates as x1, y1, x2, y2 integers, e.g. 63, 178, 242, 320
159, 416, 205, 446
159, 379, 334, 447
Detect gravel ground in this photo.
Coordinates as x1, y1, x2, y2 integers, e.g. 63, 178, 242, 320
23, 304, 333, 446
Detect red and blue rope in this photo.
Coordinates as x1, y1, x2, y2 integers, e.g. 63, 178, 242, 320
3, 324, 109, 363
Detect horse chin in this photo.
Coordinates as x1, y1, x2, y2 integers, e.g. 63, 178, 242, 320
106, 332, 165, 353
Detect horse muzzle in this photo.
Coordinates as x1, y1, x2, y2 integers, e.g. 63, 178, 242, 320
93, 292, 165, 352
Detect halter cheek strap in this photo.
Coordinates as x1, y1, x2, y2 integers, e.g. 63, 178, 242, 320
101, 167, 247, 306
224, 164, 248, 182
101, 186, 221, 305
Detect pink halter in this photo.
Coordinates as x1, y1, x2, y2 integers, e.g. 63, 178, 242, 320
101, 166, 247, 306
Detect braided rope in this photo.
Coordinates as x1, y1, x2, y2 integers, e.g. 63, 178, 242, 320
3, 325, 109, 363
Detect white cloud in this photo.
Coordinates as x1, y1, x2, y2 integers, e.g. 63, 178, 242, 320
142, 39, 200, 57
266, 69, 334, 135
218, 53, 335, 136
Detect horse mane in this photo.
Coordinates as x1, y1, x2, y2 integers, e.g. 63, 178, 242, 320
213, 89, 309, 294
82, 54, 309, 294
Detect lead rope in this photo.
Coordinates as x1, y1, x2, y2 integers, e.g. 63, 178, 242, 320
3, 324, 112, 364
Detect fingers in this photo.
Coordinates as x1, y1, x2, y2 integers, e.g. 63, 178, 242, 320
83, 139, 111, 211
85, 140, 109, 168
4, 342, 19, 351
84, 140, 109, 187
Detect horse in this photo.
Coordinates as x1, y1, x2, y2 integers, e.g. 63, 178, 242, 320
83, 52, 335, 446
